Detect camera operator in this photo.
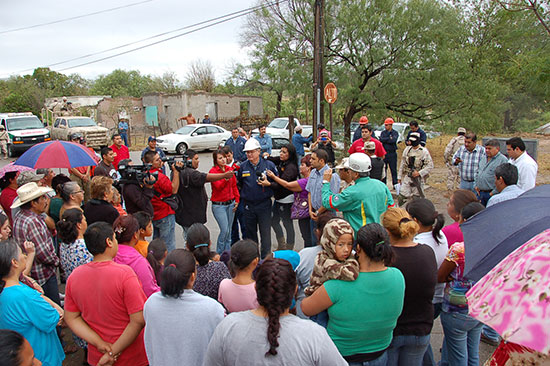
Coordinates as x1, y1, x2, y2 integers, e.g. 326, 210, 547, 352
143, 150, 184, 252
175, 149, 233, 238
120, 161, 156, 217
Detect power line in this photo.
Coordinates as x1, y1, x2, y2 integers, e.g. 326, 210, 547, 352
10, 0, 286, 75
52, 0, 287, 72
0, 0, 154, 35
17, 1, 275, 74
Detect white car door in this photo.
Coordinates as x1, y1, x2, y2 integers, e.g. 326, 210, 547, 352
192, 126, 209, 149
205, 126, 225, 149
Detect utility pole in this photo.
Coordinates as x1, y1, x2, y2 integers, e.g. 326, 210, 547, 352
312, 0, 324, 139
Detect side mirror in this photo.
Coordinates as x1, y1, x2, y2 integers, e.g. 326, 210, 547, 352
191, 132, 197, 136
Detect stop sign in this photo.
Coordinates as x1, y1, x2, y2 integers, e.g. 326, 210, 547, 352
324, 83, 337, 104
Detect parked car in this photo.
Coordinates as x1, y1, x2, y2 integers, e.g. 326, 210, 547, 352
156, 124, 231, 154
50, 116, 110, 149
373, 122, 410, 144
270, 137, 311, 157
251, 117, 313, 139
0, 112, 51, 157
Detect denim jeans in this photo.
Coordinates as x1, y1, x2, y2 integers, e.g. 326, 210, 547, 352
348, 351, 388, 366
271, 201, 294, 247
120, 132, 128, 146
476, 191, 492, 207
481, 324, 501, 343
212, 202, 235, 254
309, 218, 318, 246
423, 303, 443, 366
387, 334, 431, 366
440, 311, 483, 366
231, 200, 246, 244
42, 274, 61, 306
459, 179, 475, 193
243, 199, 272, 258
383, 152, 398, 186
153, 214, 176, 252
298, 218, 313, 247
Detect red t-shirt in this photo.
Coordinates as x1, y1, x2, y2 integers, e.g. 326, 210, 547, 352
150, 169, 175, 221
348, 137, 386, 157
0, 186, 18, 224
64, 261, 148, 366
209, 165, 240, 203
110, 144, 130, 170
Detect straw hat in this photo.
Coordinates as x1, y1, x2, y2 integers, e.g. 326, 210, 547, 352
11, 182, 53, 208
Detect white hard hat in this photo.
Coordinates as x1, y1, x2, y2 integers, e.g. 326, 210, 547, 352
348, 153, 372, 173
243, 138, 261, 152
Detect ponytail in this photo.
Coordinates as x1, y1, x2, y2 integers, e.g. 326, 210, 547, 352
146, 238, 167, 284
0, 240, 19, 294
432, 213, 445, 244
406, 198, 446, 245
186, 223, 211, 266
160, 249, 196, 298
255, 258, 296, 356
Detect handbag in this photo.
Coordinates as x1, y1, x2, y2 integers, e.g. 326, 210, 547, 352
154, 189, 181, 211
291, 195, 309, 220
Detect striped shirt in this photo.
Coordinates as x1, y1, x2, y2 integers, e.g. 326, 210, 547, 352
453, 145, 485, 182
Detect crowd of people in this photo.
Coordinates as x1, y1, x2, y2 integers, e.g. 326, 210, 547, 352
0, 117, 542, 366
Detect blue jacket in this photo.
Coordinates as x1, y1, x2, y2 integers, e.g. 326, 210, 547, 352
255, 134, 272, 155
352, 126, 362, 142
292, 133, 312, 156
236, 158, 278, 203
225, 136, 247, 162
406, 128, 427, 146
379, 129, 399, 153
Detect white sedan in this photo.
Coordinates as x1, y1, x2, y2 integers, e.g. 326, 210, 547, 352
156, 124, 231, 155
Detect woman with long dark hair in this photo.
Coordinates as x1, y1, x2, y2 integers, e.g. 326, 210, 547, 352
209, 148, 239, 254
144, 249, 224, 366
186, 223, 230, 300
57, 208, 92, 279
205, 258, 347, 365
0, 240, 65, 366
302, 223, 405, 365
263, 144, 299, 250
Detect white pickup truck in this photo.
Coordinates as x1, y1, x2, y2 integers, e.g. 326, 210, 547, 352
251, 117, 313, 139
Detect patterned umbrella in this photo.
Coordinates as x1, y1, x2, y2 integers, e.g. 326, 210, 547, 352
0, 162, 33, 179
467, 229, 550, 354
14, 140, 97, 169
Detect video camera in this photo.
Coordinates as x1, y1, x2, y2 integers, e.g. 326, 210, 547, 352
118, 160, 158, 185
162, 154, 192, 171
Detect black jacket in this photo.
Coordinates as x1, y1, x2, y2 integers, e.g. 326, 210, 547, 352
122, 182, 154, 216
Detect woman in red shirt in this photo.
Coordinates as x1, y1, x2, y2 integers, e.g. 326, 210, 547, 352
209, 149, 240, 254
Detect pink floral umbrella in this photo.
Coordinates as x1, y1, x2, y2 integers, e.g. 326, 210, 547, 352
467, 229, 550, 355
0, 162, 33, 179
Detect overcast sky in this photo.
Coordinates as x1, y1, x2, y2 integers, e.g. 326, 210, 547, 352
0, 0, 256, 81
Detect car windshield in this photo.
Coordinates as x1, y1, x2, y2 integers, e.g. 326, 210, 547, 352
393, 124, 406, 134
268, 118, 289, 129
68, 118, 97, 128
175, 126, 196, 135
6, 117, 43, 131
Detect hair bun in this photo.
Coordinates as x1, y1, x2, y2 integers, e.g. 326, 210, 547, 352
230, 251, 241, 263
399, 217, 411, 225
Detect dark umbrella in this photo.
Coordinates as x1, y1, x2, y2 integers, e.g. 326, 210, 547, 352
462, 184, 550, 282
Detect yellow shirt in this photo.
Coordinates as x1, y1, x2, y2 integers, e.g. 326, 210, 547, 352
134, 240, 149, 258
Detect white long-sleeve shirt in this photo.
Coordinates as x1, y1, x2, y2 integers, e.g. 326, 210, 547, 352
509, 152, 538, 191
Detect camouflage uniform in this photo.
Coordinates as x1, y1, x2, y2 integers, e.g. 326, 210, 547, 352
397, 145, 434, 206
444, 135, 465, 190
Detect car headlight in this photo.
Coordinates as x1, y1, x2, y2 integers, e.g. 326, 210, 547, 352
14, 137, 22, 142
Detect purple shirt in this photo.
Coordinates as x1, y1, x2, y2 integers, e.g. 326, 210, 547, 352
114, 245, 160, 297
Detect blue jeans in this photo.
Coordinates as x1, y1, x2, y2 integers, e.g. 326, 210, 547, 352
120, 132, 128, 146
387, 334, 431, 366
440, 311, 483, 366
423, 303, 442, 366
481, 324, 501, 343
348, 351, 388, 366
459, 179, 475, 193
212, 201, 235, 254
310, 310, 328, 328
231, 200, 246, 244
153, 214, 176, 252
243, 199, 272, 258
309, 218, 318, 246
383, 152, 398, 186
272, 201, 294, 247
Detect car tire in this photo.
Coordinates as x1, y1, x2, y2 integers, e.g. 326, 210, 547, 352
176, 142, 188, 155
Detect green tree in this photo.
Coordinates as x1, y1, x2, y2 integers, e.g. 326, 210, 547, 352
90, 69, 154, 97
151, 71, 183, 93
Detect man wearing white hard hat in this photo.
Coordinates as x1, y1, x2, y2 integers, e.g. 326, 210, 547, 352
11, 182, 61, 305
321, 153, 394, 234
236, 138, 278, 258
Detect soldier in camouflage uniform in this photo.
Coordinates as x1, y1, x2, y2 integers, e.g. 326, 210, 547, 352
444, 127, 466, 191
397, 132, 434, 206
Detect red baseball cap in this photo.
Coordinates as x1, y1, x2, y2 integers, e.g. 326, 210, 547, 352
359, 116, 368, 124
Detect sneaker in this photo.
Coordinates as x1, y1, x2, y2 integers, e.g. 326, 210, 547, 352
480, 332, 499, 346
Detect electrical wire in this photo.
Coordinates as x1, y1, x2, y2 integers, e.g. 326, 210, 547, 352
11, 0, 286, 74
0, 0, 154, 35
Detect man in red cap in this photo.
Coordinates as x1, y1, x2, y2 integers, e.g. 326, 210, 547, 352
379, 117, 399, 187
352, 115, 369, 142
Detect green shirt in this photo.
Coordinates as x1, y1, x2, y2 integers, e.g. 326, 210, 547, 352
321, 176, 394, 234
49, 197, 63, 223
324, 268, 405, 356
